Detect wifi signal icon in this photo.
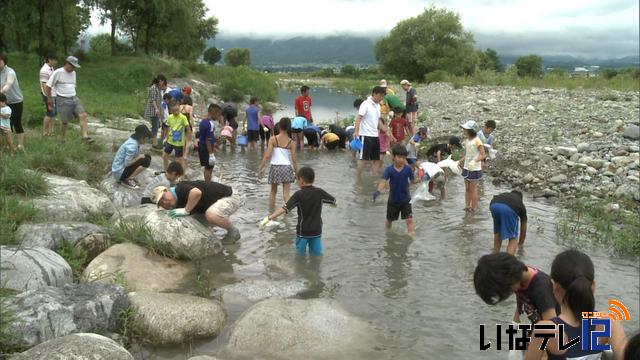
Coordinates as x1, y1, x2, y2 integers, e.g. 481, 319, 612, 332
607, 299, 630, 321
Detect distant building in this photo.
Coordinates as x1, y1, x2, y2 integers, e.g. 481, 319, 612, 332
571, 66, 600, 78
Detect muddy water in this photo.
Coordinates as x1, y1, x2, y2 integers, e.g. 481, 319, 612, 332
136, 148, 639, 360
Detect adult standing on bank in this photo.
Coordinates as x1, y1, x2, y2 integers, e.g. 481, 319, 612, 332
354, 86, 386, 177
145, 74, 167, 149
45, 56, 92, 143
40, 54, 58, 137
0, 53, 25, 150
401, 80, 418, 133
295, 85, 313, 123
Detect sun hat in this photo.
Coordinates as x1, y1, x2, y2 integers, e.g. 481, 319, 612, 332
400, 79, 411, 86
349, 138, 363, 151
65, 56, 81, 68
380, 79, 388, 87
150, 186, 168, 205
460, 120, 479, 132
182, 85, 192, 94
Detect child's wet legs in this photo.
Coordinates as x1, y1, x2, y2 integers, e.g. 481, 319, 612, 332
493, 233, 501, 253
506, 239, 517, 255
283, 182, 291, 203
269, 183, 278, 209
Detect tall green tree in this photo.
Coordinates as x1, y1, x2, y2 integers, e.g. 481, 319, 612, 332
374, 6, 476, 80
479, 48, 502, 72
91, 0, 134, 56
224, 48, 251, 67
514, 54, 543, 77
203, 47, 221, 65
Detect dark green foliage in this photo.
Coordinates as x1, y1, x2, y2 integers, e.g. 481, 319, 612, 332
217, 66, 277, 102
224, 48, 251, 67
601, 68, 618, 79
514, 54, 544, 77
56, 242, 88, 282
341, 64, 357, 76
424, 70, 449, 84
0, 192, 38, 246
374, 6, 476, 79
88, 33, 133, 57
203, 47, 222, 65
479, 48, 502, 72
0, 156, 48, 197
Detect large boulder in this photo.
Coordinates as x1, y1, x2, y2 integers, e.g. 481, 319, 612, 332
227, 299, 371, 356
0, 246, 72, 292
18, 222, 110, 261
32, 174, 116, 222
2, 284, 127, 349
11, 333, 133, 360
99, 169, 156, 208
144, 210, 222, 259
81, 243, 192, 292
129, 291, 226, 345
110, 204, 156, 223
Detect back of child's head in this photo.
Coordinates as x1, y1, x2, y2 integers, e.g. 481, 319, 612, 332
163, 93, 173, 101
449, 136, 461, 148
550, 249, 595, 321
208, 103, 221, 118
167, 161, 185, 176
181, 96, 193, 106
418, 127, 429, 136
278, 117, 291, 132
392, 107, 404, 115
624, 332, 640, 360
249, 96, 259, 105
391, 144, 408, 158
300, 85, 310, 94
485, 120, 497, 130
511, 190, 523, 200
353, 98, 364, 109
297, 166, 315, 183
474, 253, 527, 305
0, 93, 6, 103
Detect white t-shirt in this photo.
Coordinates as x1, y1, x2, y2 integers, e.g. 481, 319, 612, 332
420, 162, 444, 179
357, 96, 380, 137
0, 105, 12, 129
46, 68, 76, 97
463, 137, 483, 171
39, 63, 54, 96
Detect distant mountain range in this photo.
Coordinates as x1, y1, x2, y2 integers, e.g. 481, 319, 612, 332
209, 35, 639, 70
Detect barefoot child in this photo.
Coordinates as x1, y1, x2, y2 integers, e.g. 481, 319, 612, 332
490, 190, 528, 255
258, 118, 298, 209
199, 103, 220, 182
458, 120, 485, 212
373, 144, 417, 237
141, 161, 184, 204
260, 167, 336, 256
0, 94, 14, 155
163, 103, 190, 174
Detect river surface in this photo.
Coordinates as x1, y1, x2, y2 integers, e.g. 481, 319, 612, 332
274, 87, 357, 123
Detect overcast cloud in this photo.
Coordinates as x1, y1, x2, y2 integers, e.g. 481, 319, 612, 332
89, 0, 639, 58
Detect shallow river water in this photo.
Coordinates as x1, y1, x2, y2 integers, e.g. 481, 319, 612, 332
137, 147, 639, 360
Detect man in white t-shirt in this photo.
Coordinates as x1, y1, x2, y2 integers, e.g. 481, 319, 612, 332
39, 54, 58, 137
353, 86, 386, 177
45, 56, 92, 143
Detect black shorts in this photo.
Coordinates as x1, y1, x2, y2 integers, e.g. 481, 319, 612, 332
325, 140, 339, 150
247, 130, 260, 142
260, 128, 271, 141
292, 128, 303, 133
164, 143, 184, 157
120, 155, 151, 181
198, 144, 214, 170
386, 201, 413, 221
359, 136, 380, 161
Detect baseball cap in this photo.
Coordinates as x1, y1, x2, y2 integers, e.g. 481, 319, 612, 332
150, 186, 168, 205
380, 79, 388, 87
418, 127, 429, 134
460, 120, 479, 132
182, 85, 192, 94
400, 79, 411, 86
65, 56, 81, 68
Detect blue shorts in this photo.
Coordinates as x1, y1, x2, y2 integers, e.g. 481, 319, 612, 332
490, 203, 519, 241
295, 235, 323, 256
462, 169, 482, 181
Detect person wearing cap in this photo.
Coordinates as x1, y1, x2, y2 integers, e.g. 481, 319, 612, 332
379, 79, 395, 96
426, 136, 461, 163
354, 86, 386, 177
39, 53, 58, 137
458, 120, 486, 212
111, 125, 152, 189
151, 181, 242, 243
400, 80, 418, 133
0, 53, 25, 150
168, 85, 192, 104
45, 55, 92, 143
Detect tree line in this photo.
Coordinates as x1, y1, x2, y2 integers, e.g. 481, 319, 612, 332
0, 0, 218, 60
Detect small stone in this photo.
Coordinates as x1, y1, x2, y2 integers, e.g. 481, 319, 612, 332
586, 167, 598, 175
549, 174, 568, 183
577, 143, 592, 152
557, 146, 578, 157
543, 188, 558, 197
570, 153, 581, 162
578, 156, 593, 165
592, 132, 604, 138
526, 105, 536, 112
604, 203, 620, 213
623, 124, 640, 140
627, 176, 639, 182
629, 146, 639, 153
586, 159, 605, 169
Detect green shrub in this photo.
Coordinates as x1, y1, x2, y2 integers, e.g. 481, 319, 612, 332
217, 66, 277, 103
0, 193, 38, 246
0, 156, 48, 197
55, 242, 88, 282
424, 70, 449, 83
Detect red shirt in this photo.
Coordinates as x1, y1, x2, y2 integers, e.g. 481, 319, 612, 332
390, 117, 409, 141
295, 95, 312, 120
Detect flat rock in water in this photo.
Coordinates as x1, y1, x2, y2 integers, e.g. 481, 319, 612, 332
32, 174, 116, 222
18, 222, 110, 261
0, 246, 72, 292
129, 291, 226, 345
144, 210, 222, 259
81, 243, 192, 293
2, 284, 127, 349
221, 279, 308, 303
11, 333, 133, 360
227, 299, 371, 357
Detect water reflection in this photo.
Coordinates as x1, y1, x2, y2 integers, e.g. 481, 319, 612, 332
382, 233, 412, 299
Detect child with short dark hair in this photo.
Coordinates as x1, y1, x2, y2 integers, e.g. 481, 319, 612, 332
199, 103, 221, 182
458, 120, 485, 212
261, 166, 336, 256
477, 120, 496, 147
0, 93, 14, 155
163, 103, 191, 173
426, 136, 461, 163
245, 96, 262, 151
373, 144, 417, 237
141, 161, 184, 204
473, 252, 559, 325
526, 250, 627, 360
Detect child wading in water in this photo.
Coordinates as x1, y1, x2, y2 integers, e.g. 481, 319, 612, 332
258, 117, 299, 209
373, 144, 418, 237
458, 120, 485, 212
261, 167, 336, 256
526, 250, 627, 360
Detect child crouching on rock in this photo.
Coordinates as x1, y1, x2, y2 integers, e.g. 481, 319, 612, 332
260, 167, 336, 256
141, 161, 184, 204
111, 125, 152, 189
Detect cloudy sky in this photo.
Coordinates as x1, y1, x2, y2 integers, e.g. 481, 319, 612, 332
90, 0, 639, 58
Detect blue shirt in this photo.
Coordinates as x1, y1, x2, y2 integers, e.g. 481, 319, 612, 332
199, 118, 216, 148
111, 137, 140, 179
245, 105, 260, 131
383, 164, 414, 203
292, 116, 308, 130
168, 89, 183, 103
477, 129, 494, 146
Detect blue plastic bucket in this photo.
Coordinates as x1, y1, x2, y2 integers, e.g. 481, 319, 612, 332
237, 134, 248, 147
349, 137, 362, 151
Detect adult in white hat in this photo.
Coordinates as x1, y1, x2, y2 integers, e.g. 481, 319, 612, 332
45, 56, 92, 143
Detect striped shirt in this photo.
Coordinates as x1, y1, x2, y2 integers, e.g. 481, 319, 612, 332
144, 84, 162, 119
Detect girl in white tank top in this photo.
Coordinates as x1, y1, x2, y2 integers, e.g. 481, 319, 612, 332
258, 117, 299, 209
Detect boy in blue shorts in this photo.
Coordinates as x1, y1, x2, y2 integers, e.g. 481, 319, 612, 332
261, 167, 336, 256
373, 144, 418, 237
489, 190, 528, 255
